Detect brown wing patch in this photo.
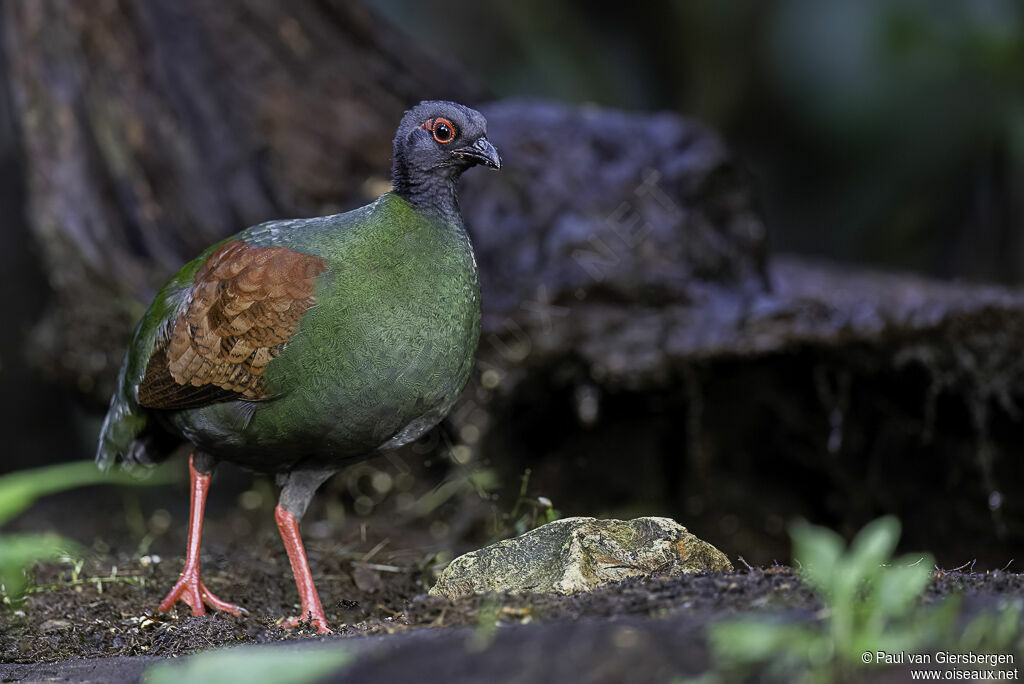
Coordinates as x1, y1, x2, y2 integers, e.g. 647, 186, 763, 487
137, 240, 327, 410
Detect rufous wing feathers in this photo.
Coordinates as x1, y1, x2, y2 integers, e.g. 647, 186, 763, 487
137, 240, 327, 410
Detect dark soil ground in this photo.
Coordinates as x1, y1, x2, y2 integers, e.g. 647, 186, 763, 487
6, 549, 1024, 666
1, 548, 816, 664
4, 479, 1024, 681
0, 480, 822, 665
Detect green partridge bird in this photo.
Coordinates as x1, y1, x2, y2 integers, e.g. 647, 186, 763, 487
96, 101, 500, 633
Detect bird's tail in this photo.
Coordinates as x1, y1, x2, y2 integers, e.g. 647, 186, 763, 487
95, 394, 150, 471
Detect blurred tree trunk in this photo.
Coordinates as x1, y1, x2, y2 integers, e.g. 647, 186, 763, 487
3, 0, 483, 402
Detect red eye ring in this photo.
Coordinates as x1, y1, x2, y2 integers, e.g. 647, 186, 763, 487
422, 117, 456, 144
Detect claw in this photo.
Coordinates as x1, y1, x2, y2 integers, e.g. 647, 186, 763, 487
158, 568, 246, 617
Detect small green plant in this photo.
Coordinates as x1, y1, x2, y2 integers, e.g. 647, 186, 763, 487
508, 468, 561, 536
25, 558, 147, 596
406, 466, 499, 518
0, 533, 76, 605
467, 596, 502, 652
707, 516, 1022, 682
0, 460, 173, 603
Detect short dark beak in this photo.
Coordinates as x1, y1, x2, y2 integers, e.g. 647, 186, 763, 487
454, 137, 501, 169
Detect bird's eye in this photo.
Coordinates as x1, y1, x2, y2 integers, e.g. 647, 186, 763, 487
431, 118, 456, 144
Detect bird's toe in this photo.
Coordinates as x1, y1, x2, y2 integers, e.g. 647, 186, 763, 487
157, 571, 245, 617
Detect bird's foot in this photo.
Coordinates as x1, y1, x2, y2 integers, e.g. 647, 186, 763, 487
278, 611, 332, 634
158, 568, 247, 617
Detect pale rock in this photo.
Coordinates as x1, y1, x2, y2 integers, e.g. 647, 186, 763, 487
430, 516, 731, 599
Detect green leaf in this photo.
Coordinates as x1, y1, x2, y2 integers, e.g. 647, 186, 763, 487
959, 598, 1024, 651
0, 533, 80, 600
872, 555, 933, 618
0, 460, 177, 528
994, 600, 1024, 648
845, 517, 900, 583
711, 619, 819, 663
711, 618, 833, 679
143, 645, 352, 684
790, 519, 844, 596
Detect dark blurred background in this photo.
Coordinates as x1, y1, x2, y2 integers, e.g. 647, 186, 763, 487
375, 0, 1024, 280
3, 0, 1024, 565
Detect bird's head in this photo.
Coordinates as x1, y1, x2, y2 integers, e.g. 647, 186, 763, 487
393, 101, 501, 181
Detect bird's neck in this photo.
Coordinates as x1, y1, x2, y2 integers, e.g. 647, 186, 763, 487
392, 159, 464, 227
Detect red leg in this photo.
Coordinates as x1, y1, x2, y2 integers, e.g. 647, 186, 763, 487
275, 504, 331, 633
157, 454, 245, 617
